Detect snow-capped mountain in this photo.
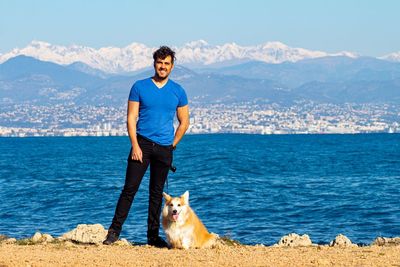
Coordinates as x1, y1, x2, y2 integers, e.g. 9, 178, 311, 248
380, 51, 400, 62
0, 40, 358, 74
0, 41, 154, 74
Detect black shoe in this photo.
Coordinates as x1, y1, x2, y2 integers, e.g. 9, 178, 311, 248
103, 231, 119, 245
147, 236, 168, 248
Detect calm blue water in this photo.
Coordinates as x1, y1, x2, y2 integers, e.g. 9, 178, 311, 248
0, 134, 399, 245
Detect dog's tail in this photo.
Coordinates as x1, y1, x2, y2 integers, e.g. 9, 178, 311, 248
215, 235, 243, 248
202, 233, 220, 248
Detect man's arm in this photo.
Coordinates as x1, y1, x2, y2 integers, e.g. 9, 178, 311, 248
172, 105, 190, 148
127, 101, 143, 162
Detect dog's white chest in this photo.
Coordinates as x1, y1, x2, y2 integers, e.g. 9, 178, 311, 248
165, 224, 194, 249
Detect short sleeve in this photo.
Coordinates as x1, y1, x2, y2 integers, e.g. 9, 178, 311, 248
128, 83, 140, 102
178, 87, 188, 107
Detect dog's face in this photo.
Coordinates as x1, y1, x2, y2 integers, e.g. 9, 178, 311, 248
162, 191, 189, 222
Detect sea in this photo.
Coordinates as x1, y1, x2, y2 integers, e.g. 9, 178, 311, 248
0, 134, 399, 245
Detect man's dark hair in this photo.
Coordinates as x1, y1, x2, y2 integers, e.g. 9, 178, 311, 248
153, 46, 176, 64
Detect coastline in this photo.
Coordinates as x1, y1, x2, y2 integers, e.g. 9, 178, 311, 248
1, 242, 400, 267
1, 225, 400, 267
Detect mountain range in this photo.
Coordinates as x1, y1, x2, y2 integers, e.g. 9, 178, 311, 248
0, 40, 369, 74
1, 52, 400, 106
1, 40, 400, 75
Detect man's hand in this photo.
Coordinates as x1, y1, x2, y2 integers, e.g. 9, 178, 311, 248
132, 143, 143, 163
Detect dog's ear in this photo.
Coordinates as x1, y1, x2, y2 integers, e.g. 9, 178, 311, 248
163, 192, 172, 202
181, 191, 189, 205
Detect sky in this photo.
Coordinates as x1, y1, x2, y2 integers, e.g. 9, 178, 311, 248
0, 0, 399, 56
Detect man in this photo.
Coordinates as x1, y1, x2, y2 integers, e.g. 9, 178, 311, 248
103, 46, 189, 247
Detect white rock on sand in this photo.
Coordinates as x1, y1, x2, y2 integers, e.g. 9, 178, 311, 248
59, 224, 108, 245
372, 237, 400, 246
32, 232, 42, 243
329, 234, 357, 247
43, 234, 54, 242
31, 232, 54, 243
114, 238, 131, 246
276, 233, 313, 247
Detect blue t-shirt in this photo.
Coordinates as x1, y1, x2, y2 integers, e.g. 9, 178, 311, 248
128, 77, 188, 146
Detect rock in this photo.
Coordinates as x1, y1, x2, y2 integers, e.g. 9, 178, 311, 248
31, 232, 54, 243
276, 233, 313, 247
114, 238, 131, 246
329, 234, 357, 247
372, 237, 400, 246
60, 224, 107, 244
32, 232, 43, 243
3, 238, 17, 244
42, 234, 54, 243
63, 241, 76, 247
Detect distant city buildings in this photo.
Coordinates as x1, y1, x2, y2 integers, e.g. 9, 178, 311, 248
0, 101, 399, 137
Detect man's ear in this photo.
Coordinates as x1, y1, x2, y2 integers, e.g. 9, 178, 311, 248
163, 192, 172, 202
181, 191, 189, 205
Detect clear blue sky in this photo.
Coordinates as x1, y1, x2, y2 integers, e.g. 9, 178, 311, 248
1, 0, 399, 56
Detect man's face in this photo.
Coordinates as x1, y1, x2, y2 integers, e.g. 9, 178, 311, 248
154, 55, 174, 79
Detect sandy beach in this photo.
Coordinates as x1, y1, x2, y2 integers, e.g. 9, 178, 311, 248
1, 242, 400, 267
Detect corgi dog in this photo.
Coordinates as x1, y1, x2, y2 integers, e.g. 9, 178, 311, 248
162, 191, 218, 249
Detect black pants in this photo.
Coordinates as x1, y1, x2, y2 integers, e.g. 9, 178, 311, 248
109, 135, 173, 238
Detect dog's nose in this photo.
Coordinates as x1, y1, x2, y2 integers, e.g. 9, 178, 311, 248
172, 209, 177, 214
